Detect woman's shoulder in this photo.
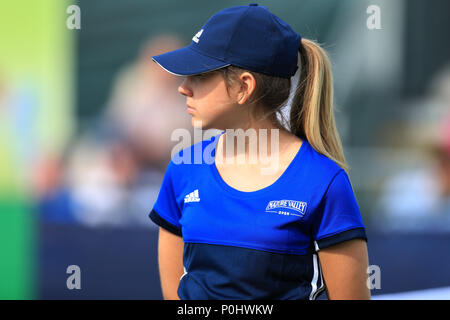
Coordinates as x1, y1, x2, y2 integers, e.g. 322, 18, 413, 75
301, 139, 346, 182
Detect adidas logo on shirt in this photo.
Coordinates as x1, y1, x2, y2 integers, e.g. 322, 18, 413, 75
184, 189, 200, 203
192, 29, 203, 43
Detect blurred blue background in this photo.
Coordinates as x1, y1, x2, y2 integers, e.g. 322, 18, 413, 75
1, 0, 450, 299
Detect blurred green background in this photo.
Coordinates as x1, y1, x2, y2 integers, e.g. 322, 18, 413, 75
0, 0, 74, 299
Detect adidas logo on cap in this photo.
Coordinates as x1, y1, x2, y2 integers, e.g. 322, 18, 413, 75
192, 29, 203, 43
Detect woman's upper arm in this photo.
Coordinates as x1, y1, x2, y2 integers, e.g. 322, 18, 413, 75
317, 238, 371, 300
158, 227, 184, 300
148, 159, 184, 299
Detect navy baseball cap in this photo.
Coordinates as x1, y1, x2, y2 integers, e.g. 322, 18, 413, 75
152, 4, 302, 78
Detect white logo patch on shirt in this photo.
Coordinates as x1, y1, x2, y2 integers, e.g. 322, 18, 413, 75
184, 189, 200, 203
265, 200, 307, 217
192, 29, 203, 43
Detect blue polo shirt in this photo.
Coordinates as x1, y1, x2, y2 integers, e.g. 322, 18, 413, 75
149, 132, 367, 300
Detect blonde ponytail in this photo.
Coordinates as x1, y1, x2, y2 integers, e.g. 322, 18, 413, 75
290, 38, 349, 173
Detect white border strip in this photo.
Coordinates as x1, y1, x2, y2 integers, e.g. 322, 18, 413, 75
309, 254, 319, 300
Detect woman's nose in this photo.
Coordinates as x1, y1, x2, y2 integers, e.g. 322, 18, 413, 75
178, 79, 193, 97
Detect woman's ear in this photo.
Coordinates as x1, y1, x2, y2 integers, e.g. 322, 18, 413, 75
237, 72, 256, 105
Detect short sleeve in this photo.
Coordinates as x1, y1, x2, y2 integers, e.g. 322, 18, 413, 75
149, 160, 182, 237
312, 170, 367, 251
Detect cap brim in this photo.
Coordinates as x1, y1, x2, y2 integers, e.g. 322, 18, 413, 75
152, 45, 230, 76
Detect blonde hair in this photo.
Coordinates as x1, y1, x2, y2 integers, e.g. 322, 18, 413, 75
290, 38, 349, 173
217, 38, 349, 173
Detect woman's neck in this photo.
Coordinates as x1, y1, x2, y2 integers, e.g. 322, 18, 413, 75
218, 117, 299, 164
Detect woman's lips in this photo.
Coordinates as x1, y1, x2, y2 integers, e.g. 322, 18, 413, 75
187, 104, 195, 114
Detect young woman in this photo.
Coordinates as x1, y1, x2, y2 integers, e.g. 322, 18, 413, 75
149, 4, 370, 300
